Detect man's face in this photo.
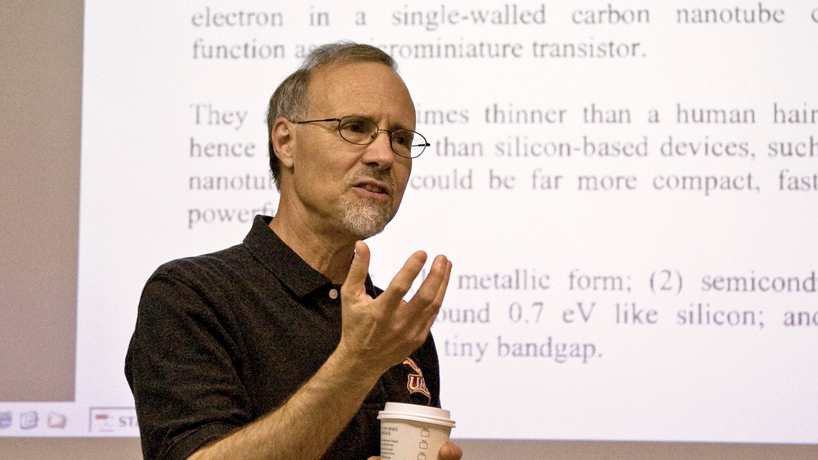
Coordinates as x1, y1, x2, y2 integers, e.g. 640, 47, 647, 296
283, 62, 416, 240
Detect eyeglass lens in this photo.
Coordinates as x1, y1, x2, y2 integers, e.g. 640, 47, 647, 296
338, 116, 426, 158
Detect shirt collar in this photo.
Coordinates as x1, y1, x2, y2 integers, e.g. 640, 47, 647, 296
243, 215, 376, 298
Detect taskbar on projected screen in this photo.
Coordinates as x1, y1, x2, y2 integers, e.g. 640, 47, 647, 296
0, 404, 138, 436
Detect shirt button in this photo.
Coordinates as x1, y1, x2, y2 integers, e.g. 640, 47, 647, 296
329, 288, 339, 300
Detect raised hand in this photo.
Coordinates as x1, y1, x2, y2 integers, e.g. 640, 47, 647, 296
338, 240, 452, 373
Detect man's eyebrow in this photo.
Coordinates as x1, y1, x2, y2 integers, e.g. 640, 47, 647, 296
345, 113, 414, 131
384, 117, 414, 132
390, 123, 413, 131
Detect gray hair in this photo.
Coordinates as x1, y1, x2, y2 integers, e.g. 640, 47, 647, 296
266, 42, 397, 189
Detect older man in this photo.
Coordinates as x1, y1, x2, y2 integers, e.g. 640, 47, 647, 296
126, 43, 461, 460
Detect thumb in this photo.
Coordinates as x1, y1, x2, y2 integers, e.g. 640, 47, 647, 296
343, 241, 370, 295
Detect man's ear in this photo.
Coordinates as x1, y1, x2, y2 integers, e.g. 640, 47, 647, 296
271, 117, 295, 169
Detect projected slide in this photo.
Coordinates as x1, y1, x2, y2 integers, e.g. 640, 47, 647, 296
2, 1, 816, 443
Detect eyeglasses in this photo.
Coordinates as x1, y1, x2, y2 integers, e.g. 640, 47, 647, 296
292, 116, 429, 158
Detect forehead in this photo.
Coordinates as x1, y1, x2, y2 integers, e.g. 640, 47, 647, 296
306, 61, 416, 128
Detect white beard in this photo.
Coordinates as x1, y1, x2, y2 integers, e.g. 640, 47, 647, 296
338, 165, 400, 238
340, 197, 393, 239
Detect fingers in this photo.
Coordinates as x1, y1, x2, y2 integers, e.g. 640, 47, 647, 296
440, 441, 463, 460
384, 253, 452, 338
338, 245, 452, 370
411, 254, 452, 309
341, 241, 370, 298
377, 249, 428, 307
416, 255, 452, 332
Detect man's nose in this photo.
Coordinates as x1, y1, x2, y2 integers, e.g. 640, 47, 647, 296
361, 131, 396, 168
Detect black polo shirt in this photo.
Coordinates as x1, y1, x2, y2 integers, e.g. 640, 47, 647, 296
125, 215, 440, 460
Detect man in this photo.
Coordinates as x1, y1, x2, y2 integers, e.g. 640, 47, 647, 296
126, 42, 462, 460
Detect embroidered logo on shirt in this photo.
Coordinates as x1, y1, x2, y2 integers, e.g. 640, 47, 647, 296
403, 358, 431, 403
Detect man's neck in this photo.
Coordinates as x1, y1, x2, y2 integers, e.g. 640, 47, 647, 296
268, 211, 358, 285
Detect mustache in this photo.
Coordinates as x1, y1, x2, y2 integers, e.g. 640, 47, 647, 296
348, 166, 396, 194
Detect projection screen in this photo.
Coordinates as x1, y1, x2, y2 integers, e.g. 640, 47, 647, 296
2, 1, 817, 459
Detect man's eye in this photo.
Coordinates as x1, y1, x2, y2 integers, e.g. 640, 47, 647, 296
392, 131, 413, 146
341, 120, 369, 134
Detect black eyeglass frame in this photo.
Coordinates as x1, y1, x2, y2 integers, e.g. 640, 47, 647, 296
292, 116, 429, 159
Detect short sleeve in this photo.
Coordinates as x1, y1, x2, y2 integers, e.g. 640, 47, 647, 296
125, 271, 251, 460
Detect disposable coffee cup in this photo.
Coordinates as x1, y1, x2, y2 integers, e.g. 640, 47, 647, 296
378, 402, 455, 460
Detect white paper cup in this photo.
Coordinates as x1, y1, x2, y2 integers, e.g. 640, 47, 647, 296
378, 402, 456, 460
